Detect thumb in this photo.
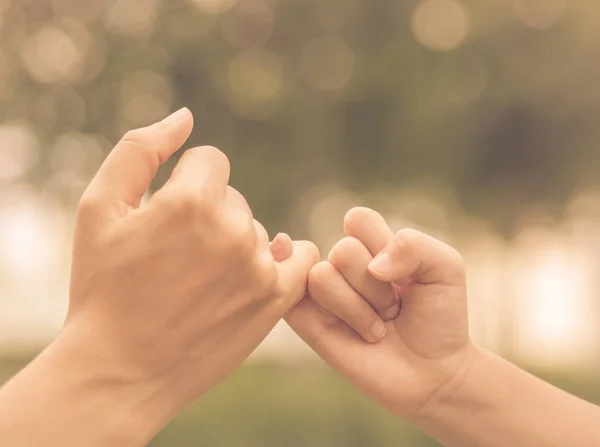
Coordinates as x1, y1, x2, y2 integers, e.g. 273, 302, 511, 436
367, 229, 466, 287
83, 108, 194, 214
367, 229, 469, 359
274, 240, 319, 309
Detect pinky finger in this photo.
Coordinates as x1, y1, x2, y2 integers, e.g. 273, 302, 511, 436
270, 232, 294, 262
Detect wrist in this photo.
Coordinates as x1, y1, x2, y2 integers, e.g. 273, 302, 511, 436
409, 346, 509, 446
409, 344, 490, 428
40, 323, 182, 445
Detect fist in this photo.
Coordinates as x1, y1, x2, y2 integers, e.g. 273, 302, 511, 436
287, 207, 474, 419
65, 108, 319, 424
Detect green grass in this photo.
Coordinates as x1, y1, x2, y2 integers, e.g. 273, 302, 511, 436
1, 356, 599, 447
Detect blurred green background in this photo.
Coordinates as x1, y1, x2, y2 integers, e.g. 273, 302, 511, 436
1, 0, 600, 445
1, 357, 599, 446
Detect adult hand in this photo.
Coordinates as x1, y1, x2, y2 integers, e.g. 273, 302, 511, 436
0, 108, 319, 446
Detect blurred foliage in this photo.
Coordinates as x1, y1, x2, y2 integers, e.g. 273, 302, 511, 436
1, 357, 600, 446
0, 0, 599, 237
2, 1, 600, 441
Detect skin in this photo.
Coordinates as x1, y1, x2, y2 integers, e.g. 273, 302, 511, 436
286, 207, 600, 446
0, 108, 597, 446
286, 207, 471, 418
0, 108, 319, 447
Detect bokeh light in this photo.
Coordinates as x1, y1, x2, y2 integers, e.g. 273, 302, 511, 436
0, 123, 39, 183
511, 0, 566, 30
189, 0, 237, 15
1, 0, 600, 442
0, 187, 64, 277
104, 0, 160, 37
512, 229, 597, 368
411, 0, 470, 51
20, 25, 86, 84
227, 48, 283, 118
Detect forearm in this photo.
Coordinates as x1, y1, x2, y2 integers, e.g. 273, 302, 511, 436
0, 327, 177, 447
414, 346, 600, 447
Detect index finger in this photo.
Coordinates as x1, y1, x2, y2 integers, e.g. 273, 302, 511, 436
163, 145, 231, 199
343, 207, 394, 256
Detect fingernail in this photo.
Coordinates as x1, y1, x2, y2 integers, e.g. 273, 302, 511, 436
270, 233, 289, 251
383, 304, 400, 320
270, 233, 293, 262
369, 253, 392, 276
370, 320, 387, 341
162, 107, 190, 124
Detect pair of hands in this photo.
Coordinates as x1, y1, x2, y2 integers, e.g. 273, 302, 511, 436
66, 108, 474, 439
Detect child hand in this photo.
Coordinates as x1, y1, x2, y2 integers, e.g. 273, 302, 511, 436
286, 207, 475, 420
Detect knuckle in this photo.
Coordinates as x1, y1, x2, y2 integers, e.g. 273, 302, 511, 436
118, 128, 160, 168
203, 145, 230, 172
396, 228, 466, 281
301, 240, 320, 265
77, 192, 101, 218
162, 191, 217, 219
394, 228, 422, 254
166, 193, 199, 216
308, 261, 336, 296
328, 237, 362, 268
396, 228, 421, 245
223, 218, 256, 256
192, 194, 218, 219
120, 128, 147, 149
